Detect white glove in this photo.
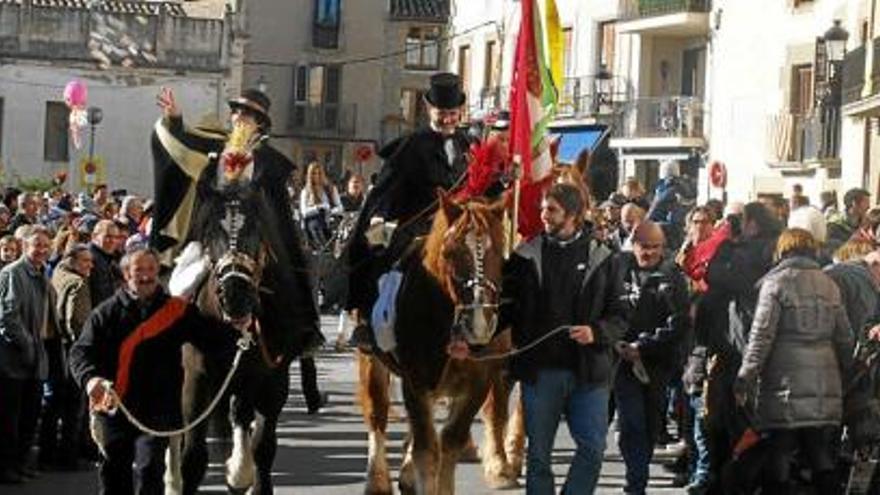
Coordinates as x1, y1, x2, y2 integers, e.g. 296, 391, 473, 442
365, 217, 397, 247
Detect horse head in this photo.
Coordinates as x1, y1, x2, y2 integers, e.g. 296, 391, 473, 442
423, 190, 506, 346
201, 182, 268, 326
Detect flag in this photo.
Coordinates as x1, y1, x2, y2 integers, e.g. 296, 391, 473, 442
509, 0, 561, 238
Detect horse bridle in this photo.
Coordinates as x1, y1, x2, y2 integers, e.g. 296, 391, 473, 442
215, 198, 262, 305
449, 227, 502, 342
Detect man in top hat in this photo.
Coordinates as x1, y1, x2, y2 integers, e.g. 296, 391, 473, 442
346, 72, 474, 346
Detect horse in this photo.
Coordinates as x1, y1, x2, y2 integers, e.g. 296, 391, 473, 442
167, 178, 302, 495
357, 192, 521, 495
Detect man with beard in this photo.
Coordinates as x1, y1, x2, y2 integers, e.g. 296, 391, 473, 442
151, 87, 320, 355
151, 88, 322, 493
346, 72, 473, 348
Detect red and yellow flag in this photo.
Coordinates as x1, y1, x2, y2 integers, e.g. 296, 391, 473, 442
509, 0, 562, 238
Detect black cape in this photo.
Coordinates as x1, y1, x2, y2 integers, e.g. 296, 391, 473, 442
346, 127, 471, 314
149, 116, 321, 359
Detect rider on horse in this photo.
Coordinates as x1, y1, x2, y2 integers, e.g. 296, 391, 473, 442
347, 72, 474, 349
151, 87, 322, 355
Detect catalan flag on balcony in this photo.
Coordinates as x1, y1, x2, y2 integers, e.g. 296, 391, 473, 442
509, 0, 562, 238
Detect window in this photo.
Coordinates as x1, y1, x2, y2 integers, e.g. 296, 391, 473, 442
598, 21, 616, 71
793, 0, 814, 6
791, 63, 813, 114
0, 98, 4, 156
44, 101, 69, 162
405, 27, 441, 70
312, 0, 340, 48
291, 64, 342, 129
401, 88, 428, 127
484, 40, 500, 89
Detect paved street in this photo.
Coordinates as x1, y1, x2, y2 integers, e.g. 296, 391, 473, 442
12, 316, 684, 494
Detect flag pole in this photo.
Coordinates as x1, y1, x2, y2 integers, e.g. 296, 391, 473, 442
508, 154, 522, 257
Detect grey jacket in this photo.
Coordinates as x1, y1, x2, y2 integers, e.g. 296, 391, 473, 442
0, 256, 59, 380
738, 256, 854, 431
824, 260, 880, 342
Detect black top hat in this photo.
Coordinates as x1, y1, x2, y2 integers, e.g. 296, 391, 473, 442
228, 88, 272, 129
424, 72, 466, 109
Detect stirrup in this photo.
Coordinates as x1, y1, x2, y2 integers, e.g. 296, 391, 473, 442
348, 323, 374, 354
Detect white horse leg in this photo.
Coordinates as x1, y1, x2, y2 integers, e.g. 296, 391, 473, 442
225, 425, 256, 490
164, 435, 183, 495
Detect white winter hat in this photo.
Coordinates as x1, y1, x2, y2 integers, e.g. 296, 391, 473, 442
788, 206, 827, 243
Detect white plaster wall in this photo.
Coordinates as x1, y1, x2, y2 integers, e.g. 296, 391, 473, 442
708, 0, 854, 203
0, 64, 225, 196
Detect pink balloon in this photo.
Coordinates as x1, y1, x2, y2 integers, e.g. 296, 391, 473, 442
63, 80, 88, 109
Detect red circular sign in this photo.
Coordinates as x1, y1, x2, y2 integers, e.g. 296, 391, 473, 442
355, 145, 373, 162
84, 161, 97, 174
709, 161, 726, 189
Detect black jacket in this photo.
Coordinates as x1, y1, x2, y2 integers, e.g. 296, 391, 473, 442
346, 127, 471, 314
88, 244, 121, 306
503, 229, 628, 385
69, 289, 237, 428
619, 253, 690, 373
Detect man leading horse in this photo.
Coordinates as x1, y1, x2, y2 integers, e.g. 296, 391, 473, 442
151, 87, 322, 494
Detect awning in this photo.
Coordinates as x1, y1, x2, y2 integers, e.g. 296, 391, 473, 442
550, 125, 606, 163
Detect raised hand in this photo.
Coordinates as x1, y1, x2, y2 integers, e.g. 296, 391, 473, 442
157, 86, 181, 119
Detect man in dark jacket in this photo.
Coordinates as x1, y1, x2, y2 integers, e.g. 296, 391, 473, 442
614, 221, 690, 495
346, 73, 472, 346
89, 219, 123, 306
69, 247, 240, 494
827, 187, 870, 253
503, 183, 627, 494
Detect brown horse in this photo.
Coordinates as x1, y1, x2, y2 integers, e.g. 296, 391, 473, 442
357, 193, 520, 495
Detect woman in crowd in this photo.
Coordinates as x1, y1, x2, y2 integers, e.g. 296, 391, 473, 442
734, 228, 853, 493
299, 162, 342, 249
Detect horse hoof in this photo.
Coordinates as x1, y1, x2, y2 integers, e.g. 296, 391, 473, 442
485, 473, 520, 490
364, 473, 392, 495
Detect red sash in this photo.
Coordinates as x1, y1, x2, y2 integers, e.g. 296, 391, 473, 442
115, 297, 189, 399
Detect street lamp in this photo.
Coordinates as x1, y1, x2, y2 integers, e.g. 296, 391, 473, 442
818, 20, 849, 159
823, 19, 849, 65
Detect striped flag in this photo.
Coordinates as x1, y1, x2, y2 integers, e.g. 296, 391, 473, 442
509, 0, 562, 238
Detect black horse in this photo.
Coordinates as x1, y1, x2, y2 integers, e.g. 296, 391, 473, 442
169, 175, 314, 495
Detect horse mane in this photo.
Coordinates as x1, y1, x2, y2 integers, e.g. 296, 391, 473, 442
421, 198, 504, 299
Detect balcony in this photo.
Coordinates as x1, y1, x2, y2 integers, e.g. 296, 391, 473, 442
611, 96, 705, 149
618, 0, 711, 36
287, 103, 357, 138
557, 75, 631, 119
476, 86, 509, 112
766, 109, 841, 166
841, 39, 880, 117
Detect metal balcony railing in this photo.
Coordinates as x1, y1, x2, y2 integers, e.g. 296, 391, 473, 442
287, 103, 357, 137
615, 96, 704, 139
557, 75, 631, 118
476, 86, 510, 112
621, 0, 711, 21
767, 108, 841, 164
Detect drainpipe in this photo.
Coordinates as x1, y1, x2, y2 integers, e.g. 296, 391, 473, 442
863, 0, 877, 99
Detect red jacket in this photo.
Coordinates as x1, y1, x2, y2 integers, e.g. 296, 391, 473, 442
679, 222, 731, 293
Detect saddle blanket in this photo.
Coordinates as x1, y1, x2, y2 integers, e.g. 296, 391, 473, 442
371, 269, 403, 352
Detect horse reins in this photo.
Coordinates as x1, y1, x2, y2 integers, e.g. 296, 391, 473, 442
466, 325, 575, 362
98, 333, 253, 438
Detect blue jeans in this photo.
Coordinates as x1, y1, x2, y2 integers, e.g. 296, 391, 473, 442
522, 369, 609, 495
689, 394, 711, 484
614, 364, 656, 494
